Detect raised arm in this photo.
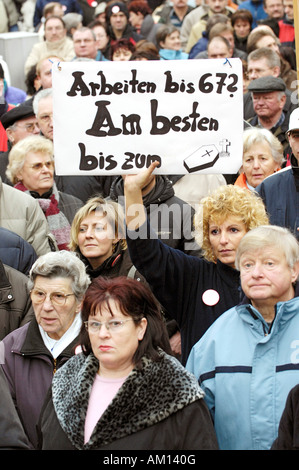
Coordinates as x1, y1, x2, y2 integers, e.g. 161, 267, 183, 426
123, 161, 160, 230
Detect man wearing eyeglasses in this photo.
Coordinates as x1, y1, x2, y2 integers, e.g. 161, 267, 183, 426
257, 107, 299, 241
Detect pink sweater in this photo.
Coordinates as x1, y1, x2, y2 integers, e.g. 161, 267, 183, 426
84, 374, 127, 444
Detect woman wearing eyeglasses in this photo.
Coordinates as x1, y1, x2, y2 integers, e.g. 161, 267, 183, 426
38, 276, 218, 450
0, 250, 90, 449
6, 134, 83, 250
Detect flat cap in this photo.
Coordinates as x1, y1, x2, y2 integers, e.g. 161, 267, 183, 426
0, 99, 35, 129
247, 76, 286, 93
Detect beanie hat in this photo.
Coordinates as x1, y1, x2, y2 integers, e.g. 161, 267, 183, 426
106, 1, 129, 21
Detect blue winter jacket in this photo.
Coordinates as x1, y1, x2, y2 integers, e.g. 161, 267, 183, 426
256, 162, 299, 240
186, 297, 299, 450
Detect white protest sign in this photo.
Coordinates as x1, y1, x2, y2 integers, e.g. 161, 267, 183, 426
52, 58, 243, 175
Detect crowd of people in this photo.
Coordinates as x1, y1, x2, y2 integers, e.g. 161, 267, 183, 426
0, 0, 299, 452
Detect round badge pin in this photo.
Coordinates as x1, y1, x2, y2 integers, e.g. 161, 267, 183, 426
202, 289, 220, 306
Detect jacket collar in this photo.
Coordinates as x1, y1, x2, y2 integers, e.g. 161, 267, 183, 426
20, 318, 79, 359
0, 260, 14, 305
52, 351, 204, 449
216, 258, 240, 288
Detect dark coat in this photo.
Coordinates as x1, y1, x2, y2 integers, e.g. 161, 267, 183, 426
0, 368, 30, 450
1, 318, 79, 448
110, 175, 201, 256
256, 155, 299, 240
55, 174, 116, 203
271, 384, 299, 450
126, 219, 241, 364
0, 260, 34, 340
37, 351, 219, 450
78, 241, 144, 282
0, 227, 37, 275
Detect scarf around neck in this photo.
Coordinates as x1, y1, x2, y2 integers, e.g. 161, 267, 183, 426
14, 181, 71, 250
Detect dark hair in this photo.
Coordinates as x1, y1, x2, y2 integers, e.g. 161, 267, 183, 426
156, 24, 179, 48
231, 9, 253, 27
111, 38, 136, 55
25, 64, 38, 96
79, 276, 172, 367
128, 0, 152, 16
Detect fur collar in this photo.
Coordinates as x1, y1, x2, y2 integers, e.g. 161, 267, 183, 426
52, 351, 204, 449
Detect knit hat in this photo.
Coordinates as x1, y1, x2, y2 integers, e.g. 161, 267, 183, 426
106, 1, 129, 21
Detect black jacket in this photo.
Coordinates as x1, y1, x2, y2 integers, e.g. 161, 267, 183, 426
0, 260, 34, 340
77, 241, 144, 282
110, 175, 201, 256
272, 384, 299, 450
0, 368, 30, 449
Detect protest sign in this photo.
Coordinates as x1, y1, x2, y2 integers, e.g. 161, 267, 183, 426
52, 58, 243, 175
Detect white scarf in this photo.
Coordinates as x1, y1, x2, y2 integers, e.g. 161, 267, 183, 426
39, 313, 82, 359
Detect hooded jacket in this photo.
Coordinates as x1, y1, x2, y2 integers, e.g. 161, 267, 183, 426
38, 351, 219, 450
186, 296, 299, 449
110, 175, 201, 256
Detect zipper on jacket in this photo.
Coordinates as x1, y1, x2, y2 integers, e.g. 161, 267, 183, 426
53, 358, 57, 374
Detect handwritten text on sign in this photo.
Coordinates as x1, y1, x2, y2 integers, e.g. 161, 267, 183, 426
52, 59, 243, 175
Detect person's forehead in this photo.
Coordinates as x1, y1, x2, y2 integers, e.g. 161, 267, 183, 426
209, 40, 229, 52
235, 18, 250, 25
265, 0, 283, 6
74, 31, 94, 40
248, 58, 270, 69
39, 60, 53, 73
46, 19, 64, 28
252, 90, 278, 98
38, 97, 52, 113
17, 115, 38, 124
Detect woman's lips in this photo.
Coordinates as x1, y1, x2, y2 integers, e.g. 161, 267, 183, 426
99, 345, 112, 351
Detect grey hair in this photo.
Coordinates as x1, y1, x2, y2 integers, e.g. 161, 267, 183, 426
243, 127, 284, 165
235, 225, 299, 270
28, 250, 91, 299
33, 88, 53, 115
247, 47, 281, 69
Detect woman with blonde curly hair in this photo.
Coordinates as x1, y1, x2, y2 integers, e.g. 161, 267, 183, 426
123, 162, 269, 364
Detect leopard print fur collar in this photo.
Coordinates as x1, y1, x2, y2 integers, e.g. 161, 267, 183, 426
51, 351, 204, 449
